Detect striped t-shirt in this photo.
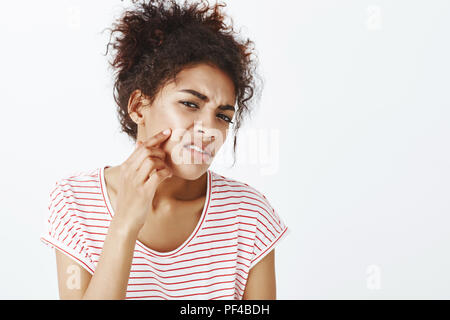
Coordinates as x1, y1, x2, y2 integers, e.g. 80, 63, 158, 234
40, 166, 290, 300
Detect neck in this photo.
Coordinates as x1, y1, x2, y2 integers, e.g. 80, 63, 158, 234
151, 171, 208, 211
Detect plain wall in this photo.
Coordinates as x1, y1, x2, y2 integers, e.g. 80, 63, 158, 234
0, 0, 449, 299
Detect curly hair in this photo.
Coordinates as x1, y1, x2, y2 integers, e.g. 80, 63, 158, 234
103, 0, 262, 166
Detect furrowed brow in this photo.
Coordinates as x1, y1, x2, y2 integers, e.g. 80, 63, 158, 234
179, 89, 235, 112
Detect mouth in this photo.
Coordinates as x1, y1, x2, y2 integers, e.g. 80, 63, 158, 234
183, 143, 213, 159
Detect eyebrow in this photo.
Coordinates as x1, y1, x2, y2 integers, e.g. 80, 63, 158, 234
179, 89, 235, 112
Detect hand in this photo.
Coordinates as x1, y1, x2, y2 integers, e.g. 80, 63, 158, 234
113, 128, 173, 234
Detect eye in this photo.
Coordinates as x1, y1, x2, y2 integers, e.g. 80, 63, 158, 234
180, 101, 199, 109
179, 101, 234, 124
217, 114, 234, 124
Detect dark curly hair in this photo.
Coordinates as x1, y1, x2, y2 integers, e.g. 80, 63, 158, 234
103, 0, 262, 166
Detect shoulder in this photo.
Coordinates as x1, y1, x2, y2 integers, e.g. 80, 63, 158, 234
210, 170, 267, 197
43, 168, 100, 274
48, 167, 103, 220
52, 167, 101, 196
208, 171, 289, 272
46, 166, 106, 237
55, 167, 100, 186
209, 170, 264, 195
208, 170, 277, 220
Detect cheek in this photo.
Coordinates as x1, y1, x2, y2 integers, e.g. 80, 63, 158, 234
143, 104, 187, 137
161, 133, 187, 164
216, 128, 228, 146
158, 104, 191, 128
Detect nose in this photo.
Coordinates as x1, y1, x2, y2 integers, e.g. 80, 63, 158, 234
194, 119, 216, 142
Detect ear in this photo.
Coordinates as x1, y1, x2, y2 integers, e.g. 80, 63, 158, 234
128, 89, 149, 125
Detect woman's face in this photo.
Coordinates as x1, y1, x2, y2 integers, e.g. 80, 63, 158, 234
129, 63, 236, 180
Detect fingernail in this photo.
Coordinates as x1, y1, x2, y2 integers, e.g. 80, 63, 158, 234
163, 128, 171, 135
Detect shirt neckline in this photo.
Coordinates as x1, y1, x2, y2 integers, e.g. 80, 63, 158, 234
99, 165, 213, 257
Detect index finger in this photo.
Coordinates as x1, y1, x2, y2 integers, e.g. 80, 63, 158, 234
144, 128, 172, 147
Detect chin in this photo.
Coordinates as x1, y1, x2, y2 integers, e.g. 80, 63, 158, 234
170, 164, 209, 180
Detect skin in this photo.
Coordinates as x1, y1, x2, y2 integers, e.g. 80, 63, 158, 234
54, 62, 277, 299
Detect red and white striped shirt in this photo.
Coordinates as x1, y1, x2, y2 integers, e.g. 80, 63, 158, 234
40, 166, 290, 300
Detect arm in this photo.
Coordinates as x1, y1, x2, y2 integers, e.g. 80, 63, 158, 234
55, 218, 138, 300
55, 250, 92, 299
54, 130, 173, 299
242, 249, 276, 300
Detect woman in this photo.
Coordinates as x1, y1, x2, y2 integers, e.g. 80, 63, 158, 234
41, 0, 289, 300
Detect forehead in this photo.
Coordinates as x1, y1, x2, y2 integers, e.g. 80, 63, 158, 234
172, 63, 236, 103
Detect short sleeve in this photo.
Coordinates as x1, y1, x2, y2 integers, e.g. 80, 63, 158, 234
249, 195, 290, 270
40, 180, 96, 275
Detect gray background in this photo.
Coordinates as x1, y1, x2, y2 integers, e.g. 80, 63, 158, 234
0, 0, 449, 299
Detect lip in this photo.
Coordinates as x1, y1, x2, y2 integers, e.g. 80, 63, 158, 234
183, 142, 213, 157
184, 145, 212, 161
